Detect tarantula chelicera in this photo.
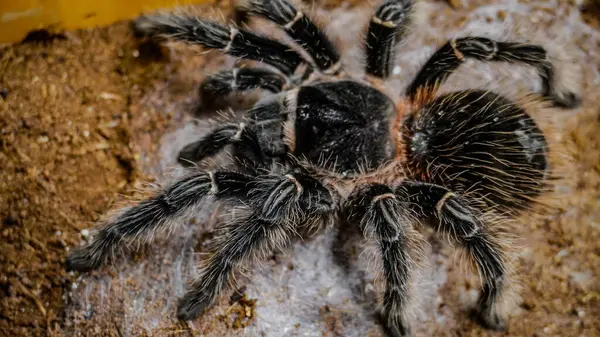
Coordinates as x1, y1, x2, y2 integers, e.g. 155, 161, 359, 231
66, 0, 581, 335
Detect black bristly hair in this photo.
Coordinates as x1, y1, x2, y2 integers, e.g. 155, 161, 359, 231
402, 90, 549, 212
177, 170, 336, 320
294, 80, 396, 173
366, 0, 415, 79
346, 183, 417, 337
68, 1, 582, 337
66, 170, 256, 272
198, 67, 286, 109
242, 0, 341, 72
405, 37, 581, 108
134, 13, 303, 76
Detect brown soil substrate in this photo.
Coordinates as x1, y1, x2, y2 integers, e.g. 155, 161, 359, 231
1, 1, 599, 336
0, 23, 168, 336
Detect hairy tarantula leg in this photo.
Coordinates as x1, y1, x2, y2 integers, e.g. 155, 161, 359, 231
199, 67, 287, 108
178, 122, 269, 170
366, 0, 414, 79
179, 94, 289, 167
133, 13, 303, 76
247, 96, 289, 158
229, 125, 272, 172
65, 171, 255, 272
177, 170, 335, 320
178, 123, 241, 167
398, 181, 509, 331
241, 0, 341, 73
347, 183, 417, 337
406, 37, 581, 108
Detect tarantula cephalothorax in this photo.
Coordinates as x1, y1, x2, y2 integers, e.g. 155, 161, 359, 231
66, 0, 581, 335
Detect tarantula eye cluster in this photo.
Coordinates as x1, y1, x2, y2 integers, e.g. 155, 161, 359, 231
66, 1, 580, 336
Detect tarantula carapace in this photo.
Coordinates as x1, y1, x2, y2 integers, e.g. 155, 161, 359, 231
66, 0, 580, 335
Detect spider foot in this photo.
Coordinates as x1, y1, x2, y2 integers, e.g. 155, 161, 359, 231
472, 306, 507, 331
65, 246, 102, 272
547, 91, 582, 109
379, 310, 412, 337
176, 292, 213, 321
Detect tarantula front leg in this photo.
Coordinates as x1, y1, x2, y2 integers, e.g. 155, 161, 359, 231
347, 183, 418, 337
406, 37, 581, 108
398, 181, 510, 331
134, 12, 303, 75
177, 169, 336, 320
65, 170, 255, 272
366, 0, 415, 79
198, 67, 287, 109
241, 0, 341, 73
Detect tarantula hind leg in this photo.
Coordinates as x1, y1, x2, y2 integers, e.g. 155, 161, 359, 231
398, 181, 511, 331
177, 169, 335, 320
65, 170, 254, 272
346, 183, 419, 337
406, 37, 581, 108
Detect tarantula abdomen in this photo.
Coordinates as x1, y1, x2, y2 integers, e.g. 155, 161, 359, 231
403, 90, 548, 211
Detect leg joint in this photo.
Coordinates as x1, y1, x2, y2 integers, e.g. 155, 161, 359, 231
372, 16, 398, 28
435, 191, 455, 214
231, 122, 245, 141
284, 11, 304, 29
372, 192, 397, 205
208, 171, 219, 194
284, 174, 304, 197
450, 39, 465, 62
223, 27, 239, 53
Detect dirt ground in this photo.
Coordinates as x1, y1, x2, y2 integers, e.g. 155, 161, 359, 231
1, 1, 599, 337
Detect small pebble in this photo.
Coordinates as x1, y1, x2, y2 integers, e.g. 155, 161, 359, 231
556, 249, 569, 259
99, 92, 121, 101
497, 10, 507, 21
447, 0, 461, 9
81, 229, 90, 238
570, 271, 592, 289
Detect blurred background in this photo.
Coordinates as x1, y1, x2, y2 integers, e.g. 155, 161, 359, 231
1, 1, 599, 336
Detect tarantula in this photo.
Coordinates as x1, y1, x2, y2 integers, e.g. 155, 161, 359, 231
66, 0, 580, 335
